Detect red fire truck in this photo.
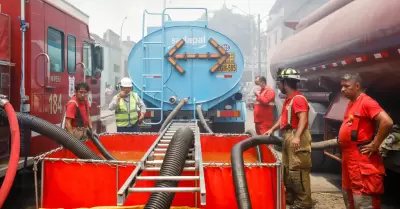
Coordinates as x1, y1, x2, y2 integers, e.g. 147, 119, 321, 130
0, 0, 104, 173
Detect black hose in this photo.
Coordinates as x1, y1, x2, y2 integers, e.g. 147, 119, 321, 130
310, 138, 338, 150
1, 112, 103, 160
87, 130, 116, 160
144, 127, 194, 209
231, 135, 339, 209
196, 105, 213, 133
159, 98, 188, 132
244, 129, 262, 163
231, 135, 282, 209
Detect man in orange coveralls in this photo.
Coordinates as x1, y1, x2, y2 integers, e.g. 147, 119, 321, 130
253, 76, 275, 135
339, 73, 393, 209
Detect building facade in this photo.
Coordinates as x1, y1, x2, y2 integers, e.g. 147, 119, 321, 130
91, 30, 136, 107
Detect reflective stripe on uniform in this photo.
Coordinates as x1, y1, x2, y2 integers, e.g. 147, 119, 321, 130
254, 88, 275, 106
287, 95, 308, 126
65, 96, 88, 128
254, 101, 275, 105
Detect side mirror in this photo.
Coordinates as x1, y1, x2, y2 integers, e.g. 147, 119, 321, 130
93, 69, 102, 80
94, 46, 104, 70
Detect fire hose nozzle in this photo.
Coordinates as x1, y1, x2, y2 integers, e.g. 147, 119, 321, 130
0, 94, 9, 106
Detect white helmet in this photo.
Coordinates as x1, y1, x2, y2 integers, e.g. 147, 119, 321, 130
120, 77, 133, 87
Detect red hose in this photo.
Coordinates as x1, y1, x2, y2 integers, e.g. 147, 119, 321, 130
0, 102, 21, 208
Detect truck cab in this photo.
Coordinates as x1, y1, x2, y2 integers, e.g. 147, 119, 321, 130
0, 0, 104, 169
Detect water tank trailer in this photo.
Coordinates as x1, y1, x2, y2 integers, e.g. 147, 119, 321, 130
128, 8, 246, 133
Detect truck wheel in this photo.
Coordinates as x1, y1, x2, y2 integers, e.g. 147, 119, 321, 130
311, 135, 326, 172
320, 149, 340, 173
322, 155, 334, 173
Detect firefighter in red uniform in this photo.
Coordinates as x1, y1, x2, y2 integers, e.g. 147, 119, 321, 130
265, 68, 312, 209
253, 76, 275, 135
339, 73, 393, 209
65, 82, 92, 140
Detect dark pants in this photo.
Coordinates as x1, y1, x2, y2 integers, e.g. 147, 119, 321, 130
117, 125, 140, 133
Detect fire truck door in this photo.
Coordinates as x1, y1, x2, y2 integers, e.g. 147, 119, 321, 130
31, 3, 47, 120
43, 5, 67, 125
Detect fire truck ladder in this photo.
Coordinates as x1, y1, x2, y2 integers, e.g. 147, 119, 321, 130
140, 10, 171, 125
117, 120, 206, 206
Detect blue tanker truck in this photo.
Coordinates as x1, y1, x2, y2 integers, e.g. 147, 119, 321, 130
128, 8, 247, 133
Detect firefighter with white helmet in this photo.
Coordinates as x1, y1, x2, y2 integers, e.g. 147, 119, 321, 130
109, 77, 147, 132
265, 67, 312, 209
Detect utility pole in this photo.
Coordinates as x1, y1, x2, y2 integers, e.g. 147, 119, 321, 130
257, 13, 261, 77
120, 17, 127, 43
120, 16, 127, 78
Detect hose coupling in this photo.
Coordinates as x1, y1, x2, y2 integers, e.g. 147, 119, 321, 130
169, 96, 177, 104
0, 94, 9, 106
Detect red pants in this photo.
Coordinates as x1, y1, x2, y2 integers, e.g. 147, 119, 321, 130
255, 121, 272, 135
341, 147, 385, 209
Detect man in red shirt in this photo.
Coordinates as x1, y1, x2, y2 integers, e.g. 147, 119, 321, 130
253, 76, 275, 135
338, 73, 392, 209
65, 82, 92, 140
265, 67, 312, 209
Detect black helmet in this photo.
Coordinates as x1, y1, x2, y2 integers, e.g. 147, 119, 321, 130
276, 67, 301, 81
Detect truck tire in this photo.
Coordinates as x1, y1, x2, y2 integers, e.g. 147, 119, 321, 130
321, 153, 336, 173
311, 135, 326, 172
212, 122, 245, 134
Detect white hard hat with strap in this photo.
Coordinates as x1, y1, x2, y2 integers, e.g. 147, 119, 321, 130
120, 77, 133, 87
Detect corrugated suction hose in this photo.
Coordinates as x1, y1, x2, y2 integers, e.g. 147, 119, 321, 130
196, 105, 213, 133
12, 112, 102, 160
231, 134, 338, 209
144, 126, 194, 209
87, 130, 116, 160
244, 129, 262, 163
159, 98, 188, 132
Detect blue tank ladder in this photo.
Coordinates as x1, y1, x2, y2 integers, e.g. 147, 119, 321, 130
140, 10, 170, 125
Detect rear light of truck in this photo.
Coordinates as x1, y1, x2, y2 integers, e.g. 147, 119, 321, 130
144, 111, 154, 117
217, 110, 241, 117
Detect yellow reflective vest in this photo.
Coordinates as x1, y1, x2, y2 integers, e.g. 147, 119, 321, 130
115, 93, 139, 127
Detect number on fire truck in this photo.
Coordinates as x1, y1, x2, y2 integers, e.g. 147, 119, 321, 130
49, 94, 62, 115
